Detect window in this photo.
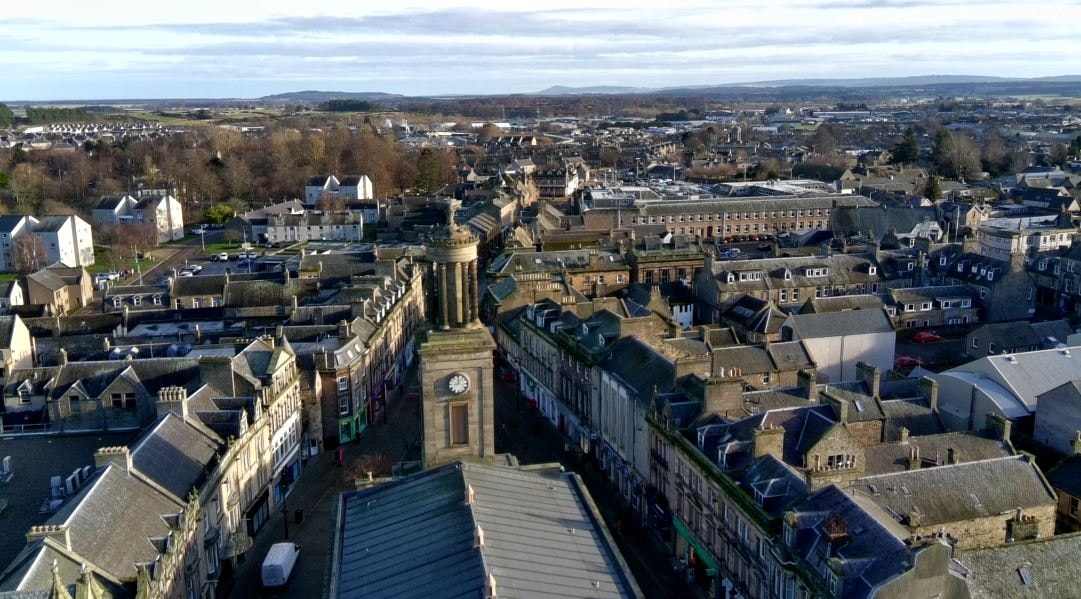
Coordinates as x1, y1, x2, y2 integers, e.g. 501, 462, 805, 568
18, 389, 31, 404
339, 394, 349, 416
826, 454, 846, 469
988, 343, 996, 354
451, 404, 469, 445
152, 295, 162, 305
125, 393, 137, 410
616, 274, 625, 284
1070, 497, 1079, 518
111, 297, 122, 308
111, 393, 124, 409
69, 395, 80, 413
972, 337, 979, 349
192, 298, 201, 309
338, 376, 348, 392
645, 270, 654, 284
132, 296, 142, 307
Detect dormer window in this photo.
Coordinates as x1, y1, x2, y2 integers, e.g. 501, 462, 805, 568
987, 271, 994, 281
868, 266, 877, 275
784, 269, 792, 280
726, 273, 736, 284
907, 262, 915, 271
940, 256, 948, 266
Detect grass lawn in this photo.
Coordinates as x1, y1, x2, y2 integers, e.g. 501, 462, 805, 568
89, 257, 153, 275
202, 241, 248, 254
0, 273, 18, 284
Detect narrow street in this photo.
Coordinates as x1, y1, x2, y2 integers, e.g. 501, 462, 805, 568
223, 362, 680, 598
492, 373, 683, 599
222, 363, 422, 599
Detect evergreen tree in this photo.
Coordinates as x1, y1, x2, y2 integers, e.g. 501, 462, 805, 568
414, 148, 442, 195
890, 128, 919, 165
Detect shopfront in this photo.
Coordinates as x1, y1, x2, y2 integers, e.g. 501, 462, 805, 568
674, 514, 721, 596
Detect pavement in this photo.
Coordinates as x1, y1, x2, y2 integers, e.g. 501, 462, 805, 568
221, 362, 422, 599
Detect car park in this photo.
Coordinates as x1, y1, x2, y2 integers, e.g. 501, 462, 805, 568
757, 242, 772, 251
720, 248, 742, 260
186, 264, 203, 273
894, 356, 922, 369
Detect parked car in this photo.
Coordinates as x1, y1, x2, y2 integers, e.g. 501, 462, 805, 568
894, 356, 922, 370
177, 270, 194, 277
757, 242, 772, 251
261, 543, 300, 590
186, 264, 203, 273
218, 252, 230, 261
244, 251, 259, 260
190, 227, 207, 236
913, 331, 944, 344
720, 248, 742, 260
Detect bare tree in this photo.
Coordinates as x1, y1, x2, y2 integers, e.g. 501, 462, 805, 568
10, 234, 46, 274
315, 193, 346, 212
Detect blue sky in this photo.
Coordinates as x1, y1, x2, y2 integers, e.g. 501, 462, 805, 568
4, 0, 1080, 100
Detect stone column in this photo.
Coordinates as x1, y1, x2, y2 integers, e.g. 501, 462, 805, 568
469, 259, 480, 322
455, 261, 465, 327
439, 262, 450, 330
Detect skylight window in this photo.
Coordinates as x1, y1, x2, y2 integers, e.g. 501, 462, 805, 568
970, 493, 982, 507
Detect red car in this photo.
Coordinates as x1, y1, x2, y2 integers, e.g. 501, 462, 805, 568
895, 356, 922, 369
912, 331, 944, 344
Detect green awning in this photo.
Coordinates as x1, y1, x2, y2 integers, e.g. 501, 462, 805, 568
673, 514, 721, 574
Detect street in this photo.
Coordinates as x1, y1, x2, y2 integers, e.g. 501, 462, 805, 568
221, 360, 683, 598
222, 365, 422, 599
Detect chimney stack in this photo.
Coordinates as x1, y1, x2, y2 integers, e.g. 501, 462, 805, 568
856, 362, 881, 397
752, 425, 785, 460
947, 447, 958, 465
798, 370, 818, 402
986, 413, 1013, 442
26, 525, 70, 550
156, 386, 188, 421
93, 447, 132, 474
1072, 431, 1081, 455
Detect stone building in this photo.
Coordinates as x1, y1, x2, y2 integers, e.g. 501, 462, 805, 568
419, 201, 496, 467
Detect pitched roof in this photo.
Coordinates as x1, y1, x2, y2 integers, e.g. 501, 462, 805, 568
957, 532, 1081, 598
853, 455, 1055, 527
131, 413, 223, 499
862, 430, 1013, 476
1046, 453, 1081, 498
336, 462, 641, 599
785, 308, 894, 339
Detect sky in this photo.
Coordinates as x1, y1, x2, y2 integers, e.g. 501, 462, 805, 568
4, 0, 1081, 101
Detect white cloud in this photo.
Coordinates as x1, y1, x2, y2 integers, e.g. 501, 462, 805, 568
3, 1, 1080, 99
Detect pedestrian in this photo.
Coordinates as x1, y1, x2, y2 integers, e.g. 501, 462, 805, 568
336, 447, 345, 467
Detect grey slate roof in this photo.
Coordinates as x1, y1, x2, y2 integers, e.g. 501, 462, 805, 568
862, 430, 1013, 476
1045, 453, 1081, 498
957, 531, 1081, 598
785, 308, 894, 339
853, 455, 1055, 527
131, 413, 223, 499
335, 461, 641, 599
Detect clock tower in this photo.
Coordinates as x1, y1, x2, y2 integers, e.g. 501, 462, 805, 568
417, 200, 496, 468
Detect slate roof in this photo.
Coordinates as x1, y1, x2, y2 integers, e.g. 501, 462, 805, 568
94, 195, 131, 210
32, 216, 73, 234
853, 455, 1056, 527
799, 294, 884, 314
880, 398, 945, 438
957, 532, 1081, 598
862, 430, 1013, 475
131, 413, 223, 499
600, 336, 677, 403
789, 485, 912, 599
335, 462, 641, 599
784, 308, 894, 339
968, 320, 1073, 353
0, 216, 27, 235
3, 463, 185, 589
1045, 453, 1081, 498
830, 205, 941, 238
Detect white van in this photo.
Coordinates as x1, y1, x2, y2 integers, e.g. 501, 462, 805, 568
261, 542, 300, 589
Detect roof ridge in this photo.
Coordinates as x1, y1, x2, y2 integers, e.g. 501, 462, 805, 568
860, 454, 1023, 480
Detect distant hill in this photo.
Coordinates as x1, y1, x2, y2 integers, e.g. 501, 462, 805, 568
720, 75, 1081, 88
534, 85, 654, 95
259, 90, 405, 102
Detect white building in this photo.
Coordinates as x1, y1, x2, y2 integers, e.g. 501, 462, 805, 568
337, 175, 373, 200
931, 345, 1081, 432
780, 308, 896, 383
34, 215, 95, 268
305, 175, 339, 205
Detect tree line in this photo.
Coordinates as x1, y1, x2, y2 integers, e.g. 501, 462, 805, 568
0, 122, 460, 234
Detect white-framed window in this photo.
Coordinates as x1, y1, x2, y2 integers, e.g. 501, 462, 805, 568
153, 295, 162, 305
132, 295, 142, 306
338, 376, 348, 391
972, 337, 979, 349
111, 297, 122, 307
338, 394, 349, 416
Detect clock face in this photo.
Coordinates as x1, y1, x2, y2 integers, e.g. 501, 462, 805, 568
448, 374, 469, 395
